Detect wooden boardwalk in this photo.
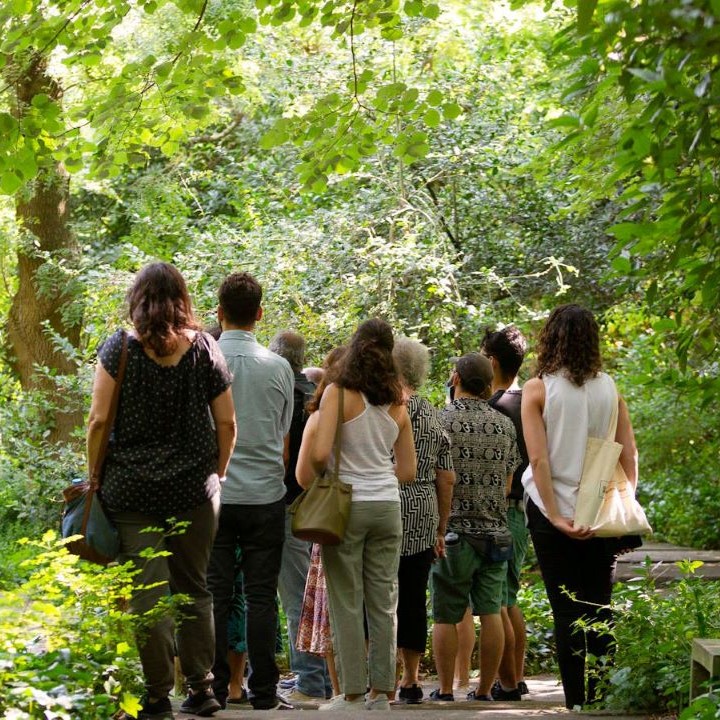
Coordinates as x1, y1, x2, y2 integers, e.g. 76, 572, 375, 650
615, 541, 720, 582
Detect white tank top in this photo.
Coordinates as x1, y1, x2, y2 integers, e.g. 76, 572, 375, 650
327, 393, 400, 502
522, 371, 616, 519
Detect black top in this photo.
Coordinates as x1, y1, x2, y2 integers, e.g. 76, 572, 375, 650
98, 329, 233, 517
284, 372, 316, 504
489, 389, 528, 500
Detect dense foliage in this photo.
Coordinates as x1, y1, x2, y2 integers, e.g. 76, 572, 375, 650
0, 0, 718, 716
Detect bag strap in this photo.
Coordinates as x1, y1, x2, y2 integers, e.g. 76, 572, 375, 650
330, 387, 344, 479
604, 382, 620, 443
90, 330, 129, 490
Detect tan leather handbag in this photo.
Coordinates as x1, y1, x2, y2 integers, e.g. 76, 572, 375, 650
288, 387, 352, 545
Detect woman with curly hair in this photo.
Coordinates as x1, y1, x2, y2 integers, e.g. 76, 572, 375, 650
88, 262, 236, 719
521, 304, 638, 710
302, 318, 416, 711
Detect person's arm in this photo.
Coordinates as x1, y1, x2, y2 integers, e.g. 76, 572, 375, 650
433, 468, 455, 558
283, 434, 290, 469
615, 396, 638, 490
310, 383, 340, 474
521, 377, 593, 540
392, 405, 417, 484
296, 413, 319, 489
86, 363, 116, 480
210, 386, 236, 478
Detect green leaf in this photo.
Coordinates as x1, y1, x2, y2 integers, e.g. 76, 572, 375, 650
423, 4, 440, 19
381, 26, 403, 40
426, 89, 443, 107
611, 256, 631, 274
404, 0, 422, 17
627, 67, 665, 87
0, 112, 18, 134
441, 102, 461, 120
259, 127, 289, 150
0, 171, 23, 194
576, 0, 598, 32
423, 107, 441, 128
120, 693, 143, 718
547, 114, 581, 129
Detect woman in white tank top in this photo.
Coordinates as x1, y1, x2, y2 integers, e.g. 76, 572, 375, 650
520, 305, 638, 711
301, 318, 416, 710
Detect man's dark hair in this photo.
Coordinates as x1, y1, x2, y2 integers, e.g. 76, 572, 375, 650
270, 331, 306, 373
481, 325, 527, 378
218, 272, 262, 327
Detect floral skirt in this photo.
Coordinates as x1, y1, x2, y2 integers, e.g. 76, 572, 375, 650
296, 543, 333, 655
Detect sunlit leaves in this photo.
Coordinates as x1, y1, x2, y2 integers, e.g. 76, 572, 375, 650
545, 0, 720, 372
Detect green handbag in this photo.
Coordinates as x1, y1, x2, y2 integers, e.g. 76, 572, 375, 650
288, 387, 352, 545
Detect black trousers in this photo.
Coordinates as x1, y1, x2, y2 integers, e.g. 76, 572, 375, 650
527, 499, 617, 709
207, 500, 285, 708
397, 546, 435, 653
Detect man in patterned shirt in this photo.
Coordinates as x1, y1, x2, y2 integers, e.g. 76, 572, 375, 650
429, 353, 520, 703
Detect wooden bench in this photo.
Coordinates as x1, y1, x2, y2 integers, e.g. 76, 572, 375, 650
690, 638, 720, 700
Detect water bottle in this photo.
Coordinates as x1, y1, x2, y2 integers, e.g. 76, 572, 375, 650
444, 531, 460, 546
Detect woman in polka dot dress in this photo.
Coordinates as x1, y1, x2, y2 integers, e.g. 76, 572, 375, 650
87, 262, 237, 720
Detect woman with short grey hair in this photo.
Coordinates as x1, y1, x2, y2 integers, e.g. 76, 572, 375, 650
392, 337, 456, 704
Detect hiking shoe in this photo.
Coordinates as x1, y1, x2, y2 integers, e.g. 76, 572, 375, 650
180, 688, 221, 716
365, 693, 390, 710
253, 695, 294, 710
518, 680, 530, 695
319, 695, 365, 711
490, 682, 521, 701
429, 689, 454, 701
397, 684, 423, 704
467, 690, 494, 701
283, 689, 327, 704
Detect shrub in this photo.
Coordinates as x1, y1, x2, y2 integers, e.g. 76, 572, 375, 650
588, 560, 720, 714
517, 574, 556, 675
1, 532, 142, 719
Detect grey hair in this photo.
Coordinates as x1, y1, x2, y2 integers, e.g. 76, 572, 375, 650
270, 331, 306, 373
392, 336, 430, 390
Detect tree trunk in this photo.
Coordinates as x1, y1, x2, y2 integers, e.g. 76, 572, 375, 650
5, 54, 83, 442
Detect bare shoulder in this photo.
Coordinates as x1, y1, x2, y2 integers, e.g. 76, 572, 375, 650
388, 402, 409, 426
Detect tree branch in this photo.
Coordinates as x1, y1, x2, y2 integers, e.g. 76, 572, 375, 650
416, 170, 462, 252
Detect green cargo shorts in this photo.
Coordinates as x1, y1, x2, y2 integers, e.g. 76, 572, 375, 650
430, 536, 506, 622
502, 504, 529, 608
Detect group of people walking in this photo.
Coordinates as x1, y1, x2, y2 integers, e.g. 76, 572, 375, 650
88, 262, 638, 719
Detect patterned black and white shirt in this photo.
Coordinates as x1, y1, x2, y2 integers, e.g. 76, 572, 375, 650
441, 397, 520, 538
400, 394, 454, 556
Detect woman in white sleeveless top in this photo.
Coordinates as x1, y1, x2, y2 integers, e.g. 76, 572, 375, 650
521, 305, 638, 710
300, 318, 416, 711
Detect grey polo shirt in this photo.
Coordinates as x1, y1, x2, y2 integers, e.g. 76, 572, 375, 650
219, 329, 294, 505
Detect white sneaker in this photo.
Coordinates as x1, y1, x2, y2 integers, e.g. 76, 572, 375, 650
365, 693, 390, 711
319, 695, 365, 711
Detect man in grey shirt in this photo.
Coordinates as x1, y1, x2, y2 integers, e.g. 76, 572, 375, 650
208, 272, 294, 712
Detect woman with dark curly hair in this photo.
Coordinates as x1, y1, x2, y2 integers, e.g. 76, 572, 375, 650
88, 262, 237, 719
304, 318, 416, 711
521, 304, 638, 710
